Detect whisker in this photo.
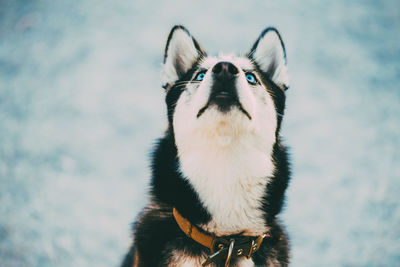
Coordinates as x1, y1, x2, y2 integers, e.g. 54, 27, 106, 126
173, 80, 200, 86
172, 80, 201, 90
265, 88, 277, 98
248, 49, 256, 58
173, 85, 188, 91
173, 81, 190, 86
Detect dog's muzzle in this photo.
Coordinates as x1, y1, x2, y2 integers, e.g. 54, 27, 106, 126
196, 62, 252, 120
209, 61, 239, 111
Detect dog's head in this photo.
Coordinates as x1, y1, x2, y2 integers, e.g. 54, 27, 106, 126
162, 25, 288, 159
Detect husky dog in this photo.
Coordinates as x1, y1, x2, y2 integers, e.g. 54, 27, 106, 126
121, 25, 291, 267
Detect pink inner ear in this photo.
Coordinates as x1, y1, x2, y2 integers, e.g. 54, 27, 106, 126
250, 29, 289, 88
162, 27, 205, 85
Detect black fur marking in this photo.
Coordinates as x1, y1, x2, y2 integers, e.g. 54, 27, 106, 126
252, 219, 290, 266
166, 63, 202, 126
263, 141, 291, 224
120, 245, 135, 267
248, 57, 287, 136
237, 104, 252, 120
150, 132, 211, 225
196, 103, 209, 118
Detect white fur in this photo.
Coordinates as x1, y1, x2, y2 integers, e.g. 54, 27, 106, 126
168, 251, 205, 267
173, 55, 277, 236
162, 29, 199, 85
168, 250, 255, 267
252, 31, 289, 88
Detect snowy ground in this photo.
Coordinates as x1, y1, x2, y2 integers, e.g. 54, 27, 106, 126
1, 1, 399, 266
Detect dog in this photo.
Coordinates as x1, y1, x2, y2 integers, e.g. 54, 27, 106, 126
121, 25, 291, 267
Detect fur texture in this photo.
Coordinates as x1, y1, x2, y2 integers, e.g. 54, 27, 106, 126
122, 25, 291, 267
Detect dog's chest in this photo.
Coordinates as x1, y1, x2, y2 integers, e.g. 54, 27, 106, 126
177, 134, 273, 236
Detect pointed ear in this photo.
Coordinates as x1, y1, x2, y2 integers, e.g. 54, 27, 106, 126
248, 28, 289, 89
162, 25, 206, 88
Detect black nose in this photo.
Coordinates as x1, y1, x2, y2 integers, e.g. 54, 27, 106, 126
212, 62, 239, 80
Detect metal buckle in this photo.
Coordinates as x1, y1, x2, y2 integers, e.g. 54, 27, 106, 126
225, 239, 235, 267
202, 238, 230, 266
202, 235, 266, 266
202, 246, 224, 266
247, 234, 265, 259
210, 237, 231, 254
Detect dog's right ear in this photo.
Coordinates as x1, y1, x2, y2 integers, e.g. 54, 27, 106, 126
162, 25, 206, 89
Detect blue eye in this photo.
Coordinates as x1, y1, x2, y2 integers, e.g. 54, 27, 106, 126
195, 72, 206, 81
245, 73, 257, 84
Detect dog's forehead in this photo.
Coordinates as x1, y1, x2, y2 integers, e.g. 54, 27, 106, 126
200, 54, 253, 70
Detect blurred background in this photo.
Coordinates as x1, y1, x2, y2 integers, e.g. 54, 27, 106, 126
0, 0, 399, 266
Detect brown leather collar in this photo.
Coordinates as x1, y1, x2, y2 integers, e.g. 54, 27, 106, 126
173, 208, 269, 266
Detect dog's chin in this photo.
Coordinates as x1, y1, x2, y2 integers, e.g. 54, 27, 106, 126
194, 105, 253, 147
197, 95, 252, 120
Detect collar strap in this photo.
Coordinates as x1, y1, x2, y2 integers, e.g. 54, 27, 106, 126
173, 208, 269, 265
173, 207, 215, 249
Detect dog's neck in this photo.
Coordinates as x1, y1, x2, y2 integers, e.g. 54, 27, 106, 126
176, 126, 275, 236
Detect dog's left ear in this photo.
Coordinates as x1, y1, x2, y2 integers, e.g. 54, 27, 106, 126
248, 28, 289, 90
162, 25, 206, 89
